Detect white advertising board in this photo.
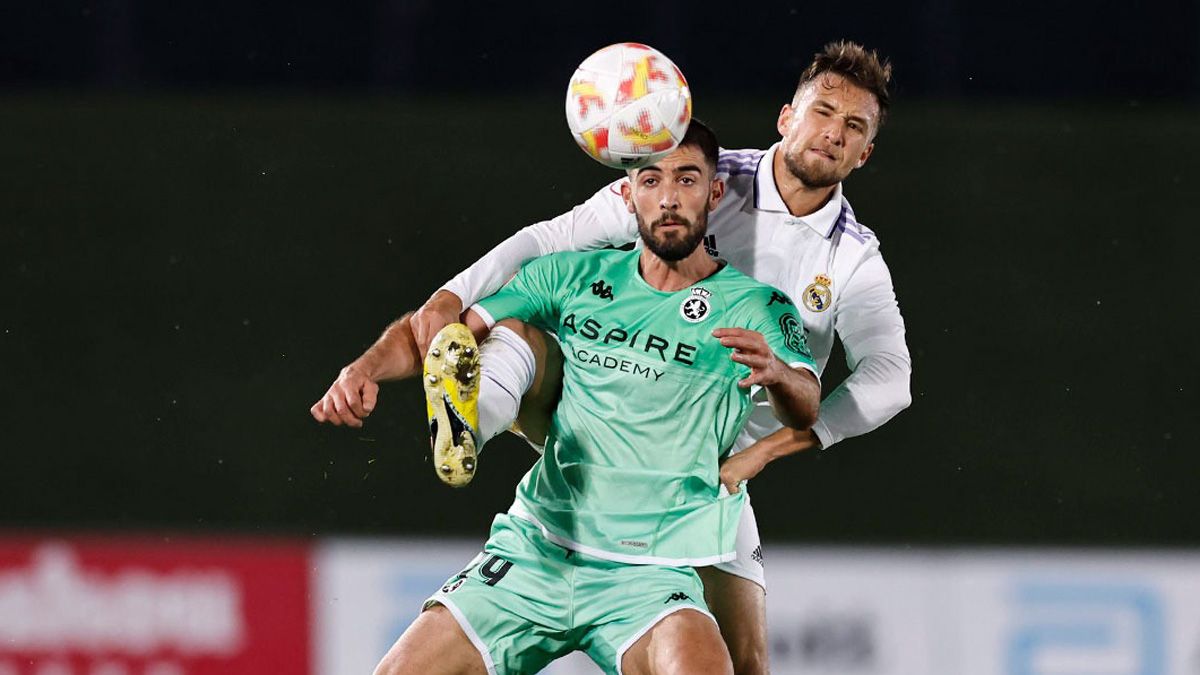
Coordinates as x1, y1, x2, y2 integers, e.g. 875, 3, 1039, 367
315, 541, 1200, 675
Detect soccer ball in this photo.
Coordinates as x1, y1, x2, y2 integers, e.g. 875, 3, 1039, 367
565, 43, 692, 170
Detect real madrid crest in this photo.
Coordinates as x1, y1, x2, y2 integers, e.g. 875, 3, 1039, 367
680, 287, 712, 323
803, 274, 833, 313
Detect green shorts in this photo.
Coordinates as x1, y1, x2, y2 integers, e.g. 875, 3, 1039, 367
425, 513, 713, 675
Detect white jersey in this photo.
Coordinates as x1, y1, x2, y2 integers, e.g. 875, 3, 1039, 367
443, 143, 911, 450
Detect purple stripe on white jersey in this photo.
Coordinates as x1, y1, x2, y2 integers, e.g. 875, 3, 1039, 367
717, 157, 759, 170
835, 222, 868, 244
717, 162, 758, 173
832, 198, 874, 243
719, 148, 763, 158
718, 148, 765, 182
718, 148, 764, 168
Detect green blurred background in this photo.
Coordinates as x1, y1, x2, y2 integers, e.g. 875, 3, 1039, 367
4, 92, 1197, 544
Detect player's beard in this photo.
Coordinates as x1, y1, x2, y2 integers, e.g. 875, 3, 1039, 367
783, 149, 844, 189
637, 209, 708, 262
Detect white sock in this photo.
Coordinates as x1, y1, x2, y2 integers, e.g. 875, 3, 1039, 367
477, 325, 537, 446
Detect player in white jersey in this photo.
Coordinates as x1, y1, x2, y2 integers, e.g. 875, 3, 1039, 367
318, 41, 912, 675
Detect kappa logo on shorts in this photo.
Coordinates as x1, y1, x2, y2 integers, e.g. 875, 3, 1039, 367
441, 575, 467, 594
664, 592, 692, 604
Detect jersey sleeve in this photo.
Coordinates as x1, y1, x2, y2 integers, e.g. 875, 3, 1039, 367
745, 287, 819, 378
469, 255, 565, 333
812, 248, 912, 448
440, 178, 636, 307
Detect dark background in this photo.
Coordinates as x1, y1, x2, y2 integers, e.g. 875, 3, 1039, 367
2, 1, 1197, 545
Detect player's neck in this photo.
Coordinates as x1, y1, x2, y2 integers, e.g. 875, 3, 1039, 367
638, 248, 720, 292
772, 150, 837, 217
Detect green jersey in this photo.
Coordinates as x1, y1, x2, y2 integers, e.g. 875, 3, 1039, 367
475, 248, 816, 566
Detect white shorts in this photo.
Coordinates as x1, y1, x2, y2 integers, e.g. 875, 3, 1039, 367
712, 495, 766, 591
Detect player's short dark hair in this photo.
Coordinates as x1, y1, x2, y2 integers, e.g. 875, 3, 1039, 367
796, 40, 893, 128
679, 118, 719, 174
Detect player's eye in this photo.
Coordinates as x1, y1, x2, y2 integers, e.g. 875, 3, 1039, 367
848, 121, 863, 132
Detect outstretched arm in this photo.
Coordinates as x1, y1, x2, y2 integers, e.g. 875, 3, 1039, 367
813, 250, 911, 448
310, 313, 423, 428
410, 181, 636, 353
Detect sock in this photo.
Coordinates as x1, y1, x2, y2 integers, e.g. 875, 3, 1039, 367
476, 325, 537, 446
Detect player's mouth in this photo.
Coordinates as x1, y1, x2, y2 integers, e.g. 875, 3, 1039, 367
654, 214, 690, 229
809, 147, 838, 161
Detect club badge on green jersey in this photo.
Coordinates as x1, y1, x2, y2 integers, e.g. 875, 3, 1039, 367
679, 287, 712, 323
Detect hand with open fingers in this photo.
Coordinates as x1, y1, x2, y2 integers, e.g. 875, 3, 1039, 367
411, 290, 464, 357
310, 364, 379, 428
719, 450, 769, 495
712, 327, 788, 388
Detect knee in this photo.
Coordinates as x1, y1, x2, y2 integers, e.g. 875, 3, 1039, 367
494, 318, 559, 367
494, 317, 533, 338
655, 609, 733, 675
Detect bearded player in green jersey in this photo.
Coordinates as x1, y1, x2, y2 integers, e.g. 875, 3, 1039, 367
312, 121, 820, 675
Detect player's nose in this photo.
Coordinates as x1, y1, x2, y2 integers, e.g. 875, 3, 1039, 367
658, 187, 680, 209
823, 121, 846, 146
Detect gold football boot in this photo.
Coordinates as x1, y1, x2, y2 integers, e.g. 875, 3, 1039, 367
423, 323, 481, 487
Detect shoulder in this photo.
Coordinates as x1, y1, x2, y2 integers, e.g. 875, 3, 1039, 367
714, 265, 794, 306
831, 196, 882, 251
715, 147, 766, 202
532, 248, 629, 274
717, 147, 767, 178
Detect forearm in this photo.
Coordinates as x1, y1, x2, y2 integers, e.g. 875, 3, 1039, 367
812, 350, 911, 448
749, 425, 820, 459
718, 422, 820, 494
764, 367, 821, 430
349, 313, 423, 382
441, 186, 636, 307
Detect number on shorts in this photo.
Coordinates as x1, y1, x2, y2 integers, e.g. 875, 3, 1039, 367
478, 554, 513, 586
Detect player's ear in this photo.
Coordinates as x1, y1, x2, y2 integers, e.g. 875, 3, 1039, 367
620, 178, 635, 214
776, 104, 794, 137
855, 142, 875, 169
707, 177, 725, 211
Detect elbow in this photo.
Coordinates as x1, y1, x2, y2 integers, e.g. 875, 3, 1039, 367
796, 399, 820, 430
893, 365, 913, 415
874, 353, 913, 418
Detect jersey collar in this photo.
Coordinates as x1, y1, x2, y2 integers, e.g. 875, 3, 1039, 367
755, 143, 845, 239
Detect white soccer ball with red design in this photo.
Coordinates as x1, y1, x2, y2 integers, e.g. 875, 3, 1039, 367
565, 43, 692, 170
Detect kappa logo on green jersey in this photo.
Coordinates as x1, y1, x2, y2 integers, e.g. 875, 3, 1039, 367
768, 291, 793, 307
590, 279, 614, 301
779, 313, 810, 356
